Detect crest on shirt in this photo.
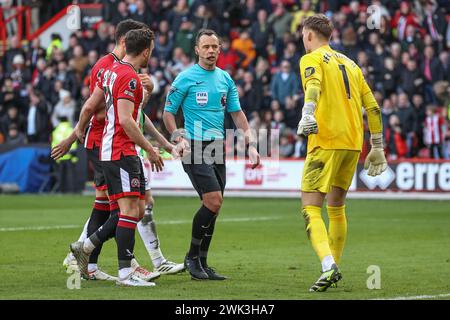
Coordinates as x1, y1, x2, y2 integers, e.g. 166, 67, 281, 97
196, 92, 208, 106
131, 178, 140, 188
220, 93, 227, 107
305, 67, 315, 78
129, 79, 137, 91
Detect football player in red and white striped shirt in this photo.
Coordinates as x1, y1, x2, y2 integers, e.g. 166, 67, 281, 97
52, 20, 151, 281
70, 29, 169, 286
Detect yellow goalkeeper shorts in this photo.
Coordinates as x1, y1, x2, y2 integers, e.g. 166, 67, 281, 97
301, 147, 360, 193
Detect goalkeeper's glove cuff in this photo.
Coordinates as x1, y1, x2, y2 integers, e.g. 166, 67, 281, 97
302, 102, 316, 116
370, 133, 384, 149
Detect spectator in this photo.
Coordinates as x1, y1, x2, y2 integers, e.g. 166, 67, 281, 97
217, 37, 243, 75
5, 123, 27, 145
51, 90, 75, 128
167, 0, 189, 34
27, 38, 45, 72
239, 71, 263, 117
174, 17, 195, 59
270, 60, 299, 110
192, 4, 222, 35
424, 104, 446, 158
231, 30, 256, 69
240, 0, 259, 29
279, 134, 294, 157
46, 33, 63, 60
9, 55, 32, 89
71, 45, 89, 83
391, 1, 421, 41
290, 0, 315, 34
268, 3, 293, 59
423, 0, 447, 48
293, 135, 307, 158
3, 35, 24, 74
250, 9, 270, 59
153, 33, 174, 63
111, 1, 129, 25
397, 93, 418, 157
400, 60, 423, 98
386, 114, 408, 159
380, 57, 399, 96
1, 104, 26, 136
27, 90, 51, 143
132, 0, 153, 26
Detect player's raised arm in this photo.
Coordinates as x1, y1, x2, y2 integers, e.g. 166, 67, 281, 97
361, 75, 388, 177
297, 54, 322, 136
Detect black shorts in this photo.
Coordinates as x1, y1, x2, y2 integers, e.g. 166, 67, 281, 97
102, 155, 145, 201
87, 147, 107, 191
182, 140, 226, 198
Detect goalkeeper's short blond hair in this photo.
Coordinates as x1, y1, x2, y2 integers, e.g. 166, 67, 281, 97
302, 14, 334, 40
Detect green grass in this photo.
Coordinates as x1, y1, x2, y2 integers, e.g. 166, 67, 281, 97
0, 195, 449, 300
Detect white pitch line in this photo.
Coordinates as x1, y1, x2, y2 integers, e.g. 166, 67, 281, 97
372, 293, 450, 300
0, 216, 280, 232
0, 225, 81, 232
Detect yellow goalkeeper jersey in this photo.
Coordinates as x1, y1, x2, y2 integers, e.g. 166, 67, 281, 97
300, 45, 376, 153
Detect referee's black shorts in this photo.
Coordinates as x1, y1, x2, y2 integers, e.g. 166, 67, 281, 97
86, 147, 107, 191
182, 140, 226, 199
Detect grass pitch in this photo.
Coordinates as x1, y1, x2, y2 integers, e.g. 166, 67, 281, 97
0, 195, 449, 300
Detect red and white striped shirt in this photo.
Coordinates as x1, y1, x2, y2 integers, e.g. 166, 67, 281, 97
424, 114, 444, 145
84, 52, 119, 150
100, 60, 144, 161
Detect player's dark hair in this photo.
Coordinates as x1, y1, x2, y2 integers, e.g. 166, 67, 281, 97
195, 29, 220, 46
302, 14, 334, 40
115, 19, 148, 43
124, 28, 154, 56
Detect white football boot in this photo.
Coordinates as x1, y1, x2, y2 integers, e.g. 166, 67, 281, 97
155, 260, 185, 275
116, 271, 156, 287
131, 258, 160, 281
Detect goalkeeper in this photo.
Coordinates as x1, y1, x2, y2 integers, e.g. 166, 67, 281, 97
296, 14, 388, 292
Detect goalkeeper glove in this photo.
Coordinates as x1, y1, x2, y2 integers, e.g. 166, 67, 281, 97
297, 102, 318, 136
364, 133, 388, 176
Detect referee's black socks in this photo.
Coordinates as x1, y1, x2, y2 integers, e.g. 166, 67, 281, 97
188, 205, 217, 260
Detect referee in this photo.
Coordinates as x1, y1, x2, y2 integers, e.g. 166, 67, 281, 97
163, 29, 261, 280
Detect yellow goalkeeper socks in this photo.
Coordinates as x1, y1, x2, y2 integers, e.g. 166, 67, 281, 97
302, 206, 333, 265
327, 205, 347, 265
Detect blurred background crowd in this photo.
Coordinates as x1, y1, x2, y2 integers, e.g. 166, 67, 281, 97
1, 0, 449, 160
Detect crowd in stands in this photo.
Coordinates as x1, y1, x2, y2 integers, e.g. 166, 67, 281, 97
0, 0, 449, 160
